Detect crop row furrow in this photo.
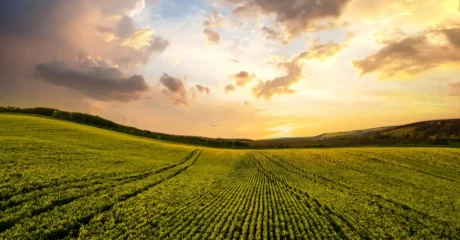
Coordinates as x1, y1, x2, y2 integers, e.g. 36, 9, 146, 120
248, 153, 358, 239
310, 152, 429, 192
176, 169, 253, 239
71, 149, 203, 239
343, 151, 457, 182
78, 153, 242, 239
153, 159, 256, 239
0, 149, 202, 239
263, 152, 457, 238
0, 149, 200, 233
0, 149, 199, 205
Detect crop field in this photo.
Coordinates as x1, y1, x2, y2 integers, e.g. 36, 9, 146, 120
1, 114, 460, 239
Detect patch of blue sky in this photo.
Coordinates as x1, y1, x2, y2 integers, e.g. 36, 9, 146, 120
152, 0, 214, 19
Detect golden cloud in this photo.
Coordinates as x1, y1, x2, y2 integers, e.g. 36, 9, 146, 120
353, 24, 460, 78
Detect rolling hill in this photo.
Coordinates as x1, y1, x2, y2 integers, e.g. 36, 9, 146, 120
248, 119, 460, 148
1, 106, 460, 148
0, 106, 251, 149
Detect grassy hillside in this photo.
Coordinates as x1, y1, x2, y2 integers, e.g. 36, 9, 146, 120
249, 119, 460, 148
1, 114, 459, 239
0, 106, 251, 148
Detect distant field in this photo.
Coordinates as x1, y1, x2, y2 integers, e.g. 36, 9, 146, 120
1, 114, 459, 239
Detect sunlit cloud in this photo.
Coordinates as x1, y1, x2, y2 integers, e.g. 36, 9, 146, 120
353, 24, 460, 79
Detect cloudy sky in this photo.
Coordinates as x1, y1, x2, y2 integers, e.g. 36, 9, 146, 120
1, 0, 459, 139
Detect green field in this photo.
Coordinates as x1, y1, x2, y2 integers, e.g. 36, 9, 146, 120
1, 114, 460, 239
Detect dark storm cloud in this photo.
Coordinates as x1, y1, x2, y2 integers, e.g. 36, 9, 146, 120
225, 0, 352, 40
353, 26, 460, 78
34, 62, 149, 102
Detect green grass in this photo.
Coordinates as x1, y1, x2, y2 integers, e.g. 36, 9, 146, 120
1, 114, 459, 239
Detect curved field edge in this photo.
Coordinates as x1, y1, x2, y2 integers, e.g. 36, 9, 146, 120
0, 110, 251, 149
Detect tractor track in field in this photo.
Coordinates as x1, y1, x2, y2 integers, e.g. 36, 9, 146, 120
0, 149, 199, 210
62, 149, 203, 240
247, 153, 360, 240
342, 150, 458, 182
0, 149, 202, 236
258, 151, 455, 232
307, 152, 430, 192
0, 149, 199, 203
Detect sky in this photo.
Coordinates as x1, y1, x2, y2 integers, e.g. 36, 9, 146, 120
0, 0, 459, 139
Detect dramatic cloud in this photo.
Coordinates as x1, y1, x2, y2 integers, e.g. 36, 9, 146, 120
252, 52, 307, 99
117, 15, 136, 38
252, 53, 307, 100
354, 25, 460, 78
34, 61, 149, 102
226, 34, 351, 100
196, 85, 211, 95
225, 84, 236, 93
160, 74, 188, 105
0, 0, 168, 105
203, 10, 223, 44
225, 0, 352, 40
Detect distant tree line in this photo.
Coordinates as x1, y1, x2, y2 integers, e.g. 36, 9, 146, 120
0, 106, 251, 149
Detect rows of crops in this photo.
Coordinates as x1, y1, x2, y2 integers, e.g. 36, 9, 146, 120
1, 115, 460, 239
